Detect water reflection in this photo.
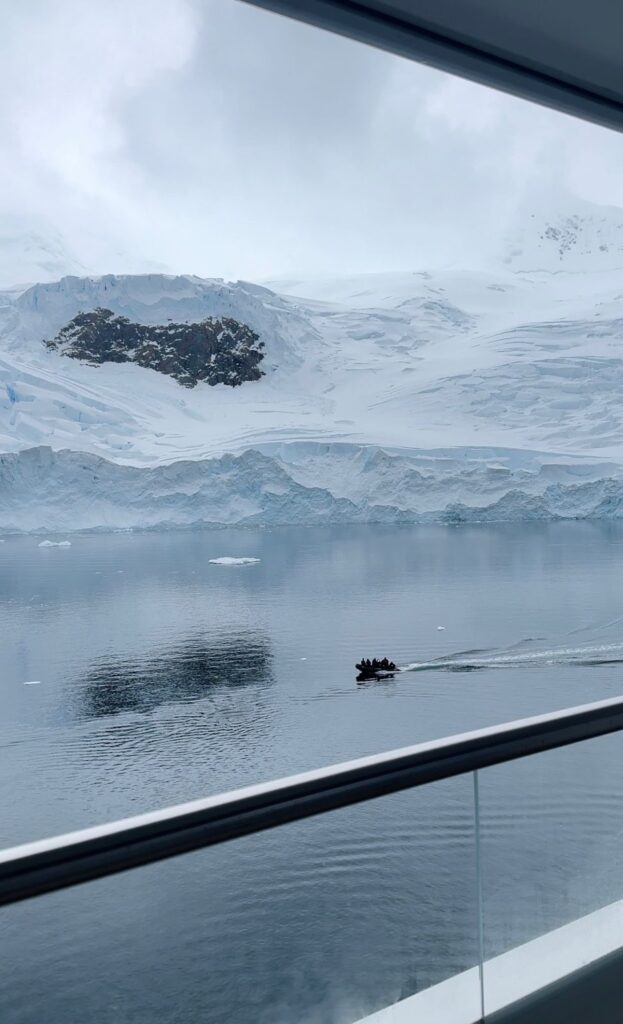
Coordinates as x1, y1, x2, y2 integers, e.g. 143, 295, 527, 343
77, 631, 273, 719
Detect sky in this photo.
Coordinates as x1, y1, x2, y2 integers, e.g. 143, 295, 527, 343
2, 0, 623, 281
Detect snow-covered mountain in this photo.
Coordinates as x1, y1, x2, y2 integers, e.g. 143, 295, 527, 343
0, 214, 169, 290
2, 198, 623, 531
0, 215, 89, 289
500, 195, 623, 273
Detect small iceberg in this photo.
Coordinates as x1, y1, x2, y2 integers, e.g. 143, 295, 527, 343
23, 680, 42, 686
38, 540, 72, 548
209, 556, 260, 566
437, 625, 446, 631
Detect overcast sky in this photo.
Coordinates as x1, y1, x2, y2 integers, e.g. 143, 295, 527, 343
3, 0, 623, 280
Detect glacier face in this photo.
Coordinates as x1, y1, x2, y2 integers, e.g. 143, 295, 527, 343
1, 444, 623, 533
2, 198, 623, 531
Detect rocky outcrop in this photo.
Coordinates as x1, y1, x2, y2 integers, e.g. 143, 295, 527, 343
44, 307, 265, 387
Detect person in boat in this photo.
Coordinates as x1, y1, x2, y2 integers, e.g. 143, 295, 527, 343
356, 657, 397, 676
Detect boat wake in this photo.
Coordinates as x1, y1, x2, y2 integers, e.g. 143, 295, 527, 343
400, 632, 623, 674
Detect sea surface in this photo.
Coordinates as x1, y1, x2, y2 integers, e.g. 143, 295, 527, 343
2, 522, 623, 1023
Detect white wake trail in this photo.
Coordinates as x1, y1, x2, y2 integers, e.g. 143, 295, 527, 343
400, 640, 623, 674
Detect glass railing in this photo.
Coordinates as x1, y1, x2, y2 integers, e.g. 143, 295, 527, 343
478, 729, 623, 1018
0, 780, 482, 1023
2, 697, 623, 1023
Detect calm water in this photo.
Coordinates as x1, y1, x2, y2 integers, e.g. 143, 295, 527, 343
2, 523, 623, 1022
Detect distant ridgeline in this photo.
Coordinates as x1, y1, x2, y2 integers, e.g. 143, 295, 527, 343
44, 307, 265, 387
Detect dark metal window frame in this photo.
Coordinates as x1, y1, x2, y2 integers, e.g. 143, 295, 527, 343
242, 0, 623, 133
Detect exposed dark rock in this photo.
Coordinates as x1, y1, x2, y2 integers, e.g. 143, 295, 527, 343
44, 307, 265, 387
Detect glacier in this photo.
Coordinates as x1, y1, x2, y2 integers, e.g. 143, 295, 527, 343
1, 443, 623, 533
2, 197, 623, 532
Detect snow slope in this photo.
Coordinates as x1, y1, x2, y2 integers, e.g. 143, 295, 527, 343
0, 214, 170, 290
0, 215, 89, 290
2, 198, 623, 531
501, 193, 623, 273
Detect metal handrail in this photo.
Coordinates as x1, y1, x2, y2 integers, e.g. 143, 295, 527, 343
2, 695, 623, 908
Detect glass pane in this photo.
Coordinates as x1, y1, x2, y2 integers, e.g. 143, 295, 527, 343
479, 732, 623, 1015
0, 776, 480, 1024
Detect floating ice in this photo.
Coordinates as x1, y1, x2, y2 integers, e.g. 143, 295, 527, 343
437, 625, 446, 631
209, 556, 260, 566
38, 540, 72, 547
23, 680, 41, 685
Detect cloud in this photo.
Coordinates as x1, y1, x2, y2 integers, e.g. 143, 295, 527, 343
1, 0, 623, 279
0, 0, 197, 265
6, 1, 194, 186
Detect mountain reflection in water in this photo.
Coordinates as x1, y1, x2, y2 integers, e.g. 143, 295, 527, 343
78, 631, 273, 719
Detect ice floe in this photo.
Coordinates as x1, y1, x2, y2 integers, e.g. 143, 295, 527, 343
209, 556, 260, 566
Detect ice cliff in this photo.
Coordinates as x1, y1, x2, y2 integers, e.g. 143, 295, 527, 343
1, 444, 622, 533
